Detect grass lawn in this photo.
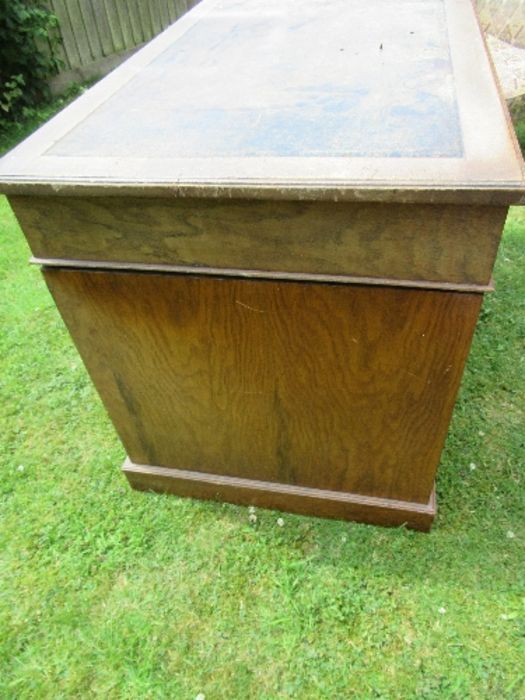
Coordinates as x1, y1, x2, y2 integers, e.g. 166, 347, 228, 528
1, 198, 524, 700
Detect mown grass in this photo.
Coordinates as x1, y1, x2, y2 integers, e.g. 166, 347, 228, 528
1, 196, 524, 699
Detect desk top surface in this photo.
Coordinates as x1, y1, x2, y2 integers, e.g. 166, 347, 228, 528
0, 0, 524, 204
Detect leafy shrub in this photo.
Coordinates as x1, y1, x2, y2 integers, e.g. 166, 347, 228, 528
0, 0, 62, 131
0, 82, 88, 156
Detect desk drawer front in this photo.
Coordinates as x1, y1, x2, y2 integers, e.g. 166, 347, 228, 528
13, 196, 506, 289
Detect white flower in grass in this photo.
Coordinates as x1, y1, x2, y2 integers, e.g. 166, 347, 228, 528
506, 530, 516, 539
195, 694, 206, 700
469, 462, 477, 471
277, 517, 284, 527
17, 465, 24, 472
438, 607, 446, 615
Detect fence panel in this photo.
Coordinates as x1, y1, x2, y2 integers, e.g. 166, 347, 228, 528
47, 0, 200, 88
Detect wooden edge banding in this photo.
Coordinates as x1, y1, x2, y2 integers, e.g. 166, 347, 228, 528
122, 458, 437, 531
31, 257, 494, 294
2, 181, 525, 205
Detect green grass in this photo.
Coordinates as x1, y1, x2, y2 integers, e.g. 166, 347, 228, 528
1, 189, 524, 696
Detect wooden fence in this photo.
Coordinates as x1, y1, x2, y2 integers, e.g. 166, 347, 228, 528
476, 0, 525, 48
47, 0, 200, 89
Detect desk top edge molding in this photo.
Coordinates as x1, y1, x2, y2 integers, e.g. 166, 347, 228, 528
1, 180, 525, 205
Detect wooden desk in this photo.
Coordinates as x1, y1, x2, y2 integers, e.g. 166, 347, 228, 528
1, 0, 524, 530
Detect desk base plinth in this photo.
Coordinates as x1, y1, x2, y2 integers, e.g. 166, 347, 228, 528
123, 457, 436, 531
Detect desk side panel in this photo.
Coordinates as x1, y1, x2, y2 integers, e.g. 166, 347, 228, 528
12, 196, 507, 287
43, 269, 482, 504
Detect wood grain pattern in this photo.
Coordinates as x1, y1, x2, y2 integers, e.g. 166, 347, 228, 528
148, 0, 163, 36
123, 459, 437, 531
114, 2, 136, 51
127, 0, 145, 46
65, 0, 93, 66
79, 0, 103, 62
137, 0, 154, 43
11, 196, 507, 287
100, 0, 125, 52
49, 0, 82, 68
157, 0, 171, 30
43, 269, 482, 505
90, 0, 115, 56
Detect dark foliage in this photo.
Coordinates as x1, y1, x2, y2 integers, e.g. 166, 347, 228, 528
0, 0, 61, 130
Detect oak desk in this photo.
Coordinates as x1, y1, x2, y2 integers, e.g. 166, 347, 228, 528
1, 0, 524, 530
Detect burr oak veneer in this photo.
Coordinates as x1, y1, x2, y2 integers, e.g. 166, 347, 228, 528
1, 0, 524, 529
